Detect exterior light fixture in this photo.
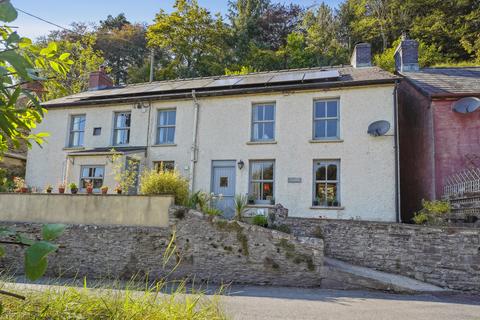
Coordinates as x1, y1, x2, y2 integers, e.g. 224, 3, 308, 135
237, 160, 244, 170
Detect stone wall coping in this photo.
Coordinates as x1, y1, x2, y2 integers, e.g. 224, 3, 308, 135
0, 192, 174, 198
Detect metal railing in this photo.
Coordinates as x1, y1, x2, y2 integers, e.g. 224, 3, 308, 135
443, 167, 480, 198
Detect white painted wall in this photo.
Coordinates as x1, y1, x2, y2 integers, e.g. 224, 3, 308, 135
26, 84, 397, 221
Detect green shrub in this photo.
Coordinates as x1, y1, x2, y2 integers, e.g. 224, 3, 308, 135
252, 215, 268, 227
203, 206, 223, 216
140, 169, 189, 205
413, 199, 450, 225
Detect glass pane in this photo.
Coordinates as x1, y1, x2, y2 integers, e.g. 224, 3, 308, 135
158, 111, 167, 126
251, 182, 261, 200
264, 105, 274, 120
315, 101, 325, 118
253, 106, 263, 121
326, 120, 338, 138
316, 163, 326, 181
253, 123, 262, 140
124, 113, 131, 127
115, 129, 129, 145
262, 122, 274, 140
263, 182, 273, 199
326, 101, 338, 117
315, 183, 327, 205
72, 116, 85, 130
327, 164, 337, 180
93, 179, 103, 189
157, 128, 166, 144
78, 132, 84, 146
326, 183, 338, 205
314, 120, 326, 138
167, 111, 176, 125
164, 161, 175, 171
251, 162, 262, 180
116, 113, 130, 128
262, 162, 274, 180
94, 167, 104, 177
81, 167, 89, 178
166, 127, 175, 143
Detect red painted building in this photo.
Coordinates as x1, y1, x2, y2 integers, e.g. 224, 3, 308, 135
396, 38, 480, 221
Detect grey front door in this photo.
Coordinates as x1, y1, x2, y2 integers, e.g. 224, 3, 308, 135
211, 160, 236, 218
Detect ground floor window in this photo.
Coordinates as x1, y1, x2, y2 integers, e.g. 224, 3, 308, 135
80, 166, 104, 190
154, 161, 175, 173
313, 160, 340, 207
249, 160, 275, 204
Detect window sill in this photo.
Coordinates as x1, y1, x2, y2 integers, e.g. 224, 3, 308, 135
246, 141, 277, 145
247, 204, 275, 208
151, 144, 177, 147
310, 206, 345, 210
309, 139, 343, 144
63, 147, 85, 151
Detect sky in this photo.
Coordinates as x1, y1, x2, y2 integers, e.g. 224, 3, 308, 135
13, 0, 342, 40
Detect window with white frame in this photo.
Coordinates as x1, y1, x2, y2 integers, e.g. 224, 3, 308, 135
249, 160, 275, 203
154, 160, 175, 172
313, 99, 339, 140
80, 166, 104, 190
113, 112, 131, 145
68, 114, 86, 147
157, 109, 176, 144
313, 160, 340, 207
252, 103, 275, 141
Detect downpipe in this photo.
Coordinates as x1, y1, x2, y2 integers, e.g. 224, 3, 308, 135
394, 81, 401, 222
190, 90, 200, 193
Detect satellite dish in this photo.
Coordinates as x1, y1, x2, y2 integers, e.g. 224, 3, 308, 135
367, 120, 391, 137
452, 97, 480, 114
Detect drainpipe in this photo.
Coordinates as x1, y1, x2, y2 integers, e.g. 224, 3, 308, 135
190, 90, 200, 192
394, 81, 401, 222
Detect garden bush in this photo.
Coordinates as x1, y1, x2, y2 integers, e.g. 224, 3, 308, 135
252, 215, 268, 227
140, 169, 189, 205
413, 199, 450, 225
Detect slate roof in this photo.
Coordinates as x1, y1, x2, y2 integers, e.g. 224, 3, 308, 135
43, 66, 398, 108
401, 67, 480, 98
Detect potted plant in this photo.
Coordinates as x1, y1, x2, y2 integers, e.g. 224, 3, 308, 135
247, 194, 255, 205
58, 183, 66, 194
100, 185, 108, 195
45, 185, 53, 194
85, 181, 94, 194
114, 184, 122, 195
69, 182, 78, 194
13, 177, 28, 193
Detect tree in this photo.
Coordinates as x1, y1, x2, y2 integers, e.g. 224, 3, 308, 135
147, 0, 231, 79
0, 0, 67, 289
96, 14, 148, 85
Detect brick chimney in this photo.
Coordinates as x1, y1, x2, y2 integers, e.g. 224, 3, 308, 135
350, 43, 372, 68
394, 35, 419, 72
88, 66, 113, 91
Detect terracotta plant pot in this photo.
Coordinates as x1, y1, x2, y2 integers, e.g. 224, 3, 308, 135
46, 189, 52, 194
116, 189, 122, 195
101, 188, 108, 195
71, 188, 78, 194
20, 187, 28, 193
86, 187, 93, 194
58, 187, 65, 194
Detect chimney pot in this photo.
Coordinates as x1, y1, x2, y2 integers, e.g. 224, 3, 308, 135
351, 43, 372, 68
394, 38, 419, 72
88, 66, 113, 91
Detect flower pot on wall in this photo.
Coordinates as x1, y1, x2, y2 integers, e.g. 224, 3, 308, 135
20, 187, 28, 193
71, 188, 78, 194
58, 187, 65, 194
101, 187, 108, 195
86, 187, 93, 194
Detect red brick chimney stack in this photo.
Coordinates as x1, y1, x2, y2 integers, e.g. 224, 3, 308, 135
88, 66, 113, 91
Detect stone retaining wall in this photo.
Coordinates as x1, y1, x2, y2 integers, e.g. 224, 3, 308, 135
0, 207, 324, 287
280, 217, 480, 292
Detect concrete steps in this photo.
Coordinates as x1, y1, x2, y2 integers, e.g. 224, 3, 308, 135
322, 257, 449, 294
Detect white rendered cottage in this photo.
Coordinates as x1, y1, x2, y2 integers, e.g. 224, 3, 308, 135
26, 43, 400, 221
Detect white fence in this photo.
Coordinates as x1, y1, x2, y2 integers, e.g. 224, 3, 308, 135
443, 168, 480, 198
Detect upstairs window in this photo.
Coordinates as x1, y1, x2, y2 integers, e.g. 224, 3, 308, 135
157, 109, 176, 144
252, 103, 275, 141
113, 112, 131, 145
313, 100, 339, 140
249, 160, 275, 204
313, 160, 340, 207
69, 114, 86, 147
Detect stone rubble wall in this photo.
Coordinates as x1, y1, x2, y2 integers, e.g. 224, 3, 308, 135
279, 217, 480, 292
0, 207, 324, 287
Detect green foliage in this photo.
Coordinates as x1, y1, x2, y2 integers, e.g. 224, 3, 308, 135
413, 199, 451, 225
203, 207, 223, 216
252, 215, 268, 227
0, 282, 225, 319
139, 168, 189, 205
0, 1, 72, 156
68, 182, 77, 190
111, 151, 140, 194
233, 194, 248, 221
41, 224, 66, 241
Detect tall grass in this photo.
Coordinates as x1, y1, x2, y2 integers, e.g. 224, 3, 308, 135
0, 279, 227, 319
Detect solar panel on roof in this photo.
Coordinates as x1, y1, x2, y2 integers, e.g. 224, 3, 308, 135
204, 77, 243, 88
268, 72, 305, 83
303, 70, 340, 81
235, 74, 274, 86
174, 78, 215, 90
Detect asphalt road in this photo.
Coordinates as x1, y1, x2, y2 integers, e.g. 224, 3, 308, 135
221, 286, 480, 320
